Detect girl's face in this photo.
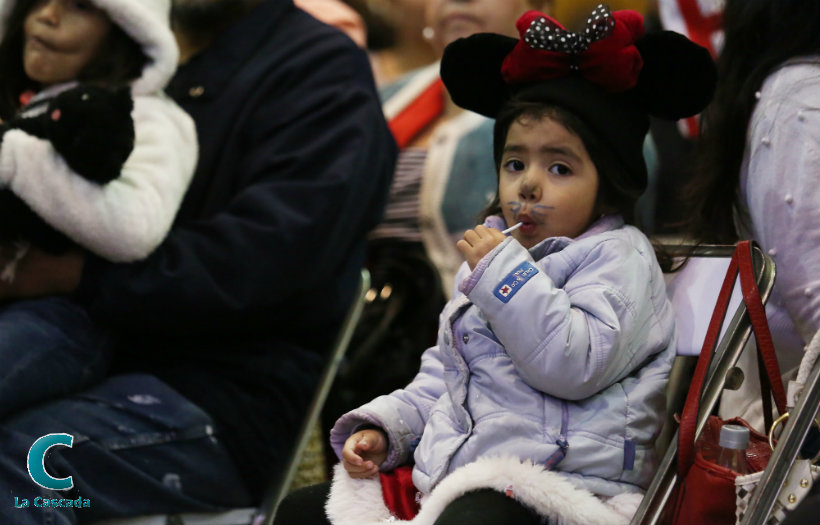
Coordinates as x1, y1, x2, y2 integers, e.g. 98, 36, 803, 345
23, 0, 111, 86
424, 0, 529, 55
498, 115, 599, 248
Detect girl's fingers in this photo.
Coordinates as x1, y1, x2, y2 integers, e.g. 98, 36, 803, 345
343, 457, 367, 471
489, 228, 507, 243
343, 457, 378, 478
347, 467, 378, 479
342, 441, 363, 465
464, 226, 502, 244
463, 229, 479, 245
343, 456, 368, 472
357, 437, 374, 451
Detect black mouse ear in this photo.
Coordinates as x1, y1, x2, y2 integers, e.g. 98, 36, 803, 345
635, 30, 717, 120
440, 33, 519, 118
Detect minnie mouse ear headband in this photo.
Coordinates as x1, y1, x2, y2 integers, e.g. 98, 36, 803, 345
440, 5, 717, 187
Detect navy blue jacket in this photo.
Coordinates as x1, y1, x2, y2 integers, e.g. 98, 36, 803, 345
78, 0, 395, 496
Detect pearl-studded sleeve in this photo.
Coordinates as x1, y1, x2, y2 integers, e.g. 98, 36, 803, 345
741, 60, 820, 345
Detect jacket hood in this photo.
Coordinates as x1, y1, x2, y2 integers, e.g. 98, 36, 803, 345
0, 0, 178, 94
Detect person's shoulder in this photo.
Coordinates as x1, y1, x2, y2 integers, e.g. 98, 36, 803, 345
602, 224, 657, 257
750, 56, 820, 139
759, 56, 820, 106
278, 5, 365, 57
767, 56, 820, 80
266, 6, 372, 88
569, 223, 656, 268
293, 0, 366, 48
230, 7, 373, 103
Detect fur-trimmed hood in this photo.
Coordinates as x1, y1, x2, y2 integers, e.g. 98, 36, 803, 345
0, 0, 178, 94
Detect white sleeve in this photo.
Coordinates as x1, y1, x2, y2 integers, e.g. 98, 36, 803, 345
745, 69, 820, 343
0, 94, 197, 261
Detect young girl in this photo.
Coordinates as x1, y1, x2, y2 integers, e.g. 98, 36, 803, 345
0, 0, 196, 417
275, 6, 716, 525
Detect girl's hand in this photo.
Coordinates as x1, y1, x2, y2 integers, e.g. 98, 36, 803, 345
341, 428, 388, 478
457, 225, 507, 270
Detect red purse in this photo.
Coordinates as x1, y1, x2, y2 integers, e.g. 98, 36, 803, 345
671, 241, 787, 525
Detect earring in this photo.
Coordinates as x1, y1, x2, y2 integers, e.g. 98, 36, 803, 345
422, 26, 435, 41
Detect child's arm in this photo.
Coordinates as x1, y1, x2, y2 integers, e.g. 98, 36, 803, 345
460, 233, 673, 400
330, 343, 447, 472
0, 95, 197, 262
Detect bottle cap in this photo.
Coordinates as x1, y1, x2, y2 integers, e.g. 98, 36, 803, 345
719, 424, 750, 450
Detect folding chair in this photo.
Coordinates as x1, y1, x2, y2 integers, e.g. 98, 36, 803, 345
94, 269, 371, 525
257, 267, 370, 523
631, 242, 776, 525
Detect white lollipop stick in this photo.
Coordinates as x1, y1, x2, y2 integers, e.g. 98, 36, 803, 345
501, 222, 523, 234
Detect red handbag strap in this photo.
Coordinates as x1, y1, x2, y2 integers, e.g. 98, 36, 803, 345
736, 241, 787, 414
678, 246, 738, 477
677, 241, 785, 477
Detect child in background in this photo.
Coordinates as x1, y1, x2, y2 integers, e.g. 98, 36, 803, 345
0, 0, 196, 417
275, 5, 716, 525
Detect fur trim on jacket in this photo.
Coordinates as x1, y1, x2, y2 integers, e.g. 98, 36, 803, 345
325, 456, 644, 525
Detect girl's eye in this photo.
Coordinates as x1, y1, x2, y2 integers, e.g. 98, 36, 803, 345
72, 0, 94, 11
549, 163, 572, 176
503, 159, 525, 173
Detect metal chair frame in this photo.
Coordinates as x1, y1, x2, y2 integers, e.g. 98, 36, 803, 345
631, 243, 776, 525
739, 336, 820, 524
259, 268, 370, 523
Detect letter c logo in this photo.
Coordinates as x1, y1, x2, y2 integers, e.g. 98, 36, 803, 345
27, 433, 74, 490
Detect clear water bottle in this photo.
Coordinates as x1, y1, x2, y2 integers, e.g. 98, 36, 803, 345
716, 424, 753, 475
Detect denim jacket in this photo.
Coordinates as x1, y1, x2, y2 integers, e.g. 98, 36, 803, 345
332, 215, 677, 497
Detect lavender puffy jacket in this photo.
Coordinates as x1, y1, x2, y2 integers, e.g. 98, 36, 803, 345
331, 215, 676, 497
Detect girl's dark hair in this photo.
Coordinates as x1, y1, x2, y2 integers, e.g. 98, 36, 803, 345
686, 0, 820, 243
479, 98, 641, 225
0, 0, 147, 119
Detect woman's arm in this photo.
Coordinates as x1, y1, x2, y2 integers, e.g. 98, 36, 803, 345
745, 69, 820, 343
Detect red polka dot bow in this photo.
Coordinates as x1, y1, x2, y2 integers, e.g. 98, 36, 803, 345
501, 4, 645, 92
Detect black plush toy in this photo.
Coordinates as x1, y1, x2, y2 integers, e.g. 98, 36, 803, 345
0, 84, 135, 255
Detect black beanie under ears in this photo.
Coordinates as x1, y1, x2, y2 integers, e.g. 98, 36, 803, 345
440, 5, 717, 196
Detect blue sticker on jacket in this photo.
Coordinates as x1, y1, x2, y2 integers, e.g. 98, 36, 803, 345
493, 261, 538, 303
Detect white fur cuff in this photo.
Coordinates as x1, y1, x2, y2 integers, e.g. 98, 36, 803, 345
325, 456, 643, 525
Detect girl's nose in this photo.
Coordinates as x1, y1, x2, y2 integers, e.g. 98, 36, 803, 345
34, 0, 62, 25
518, 177, 542, 202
